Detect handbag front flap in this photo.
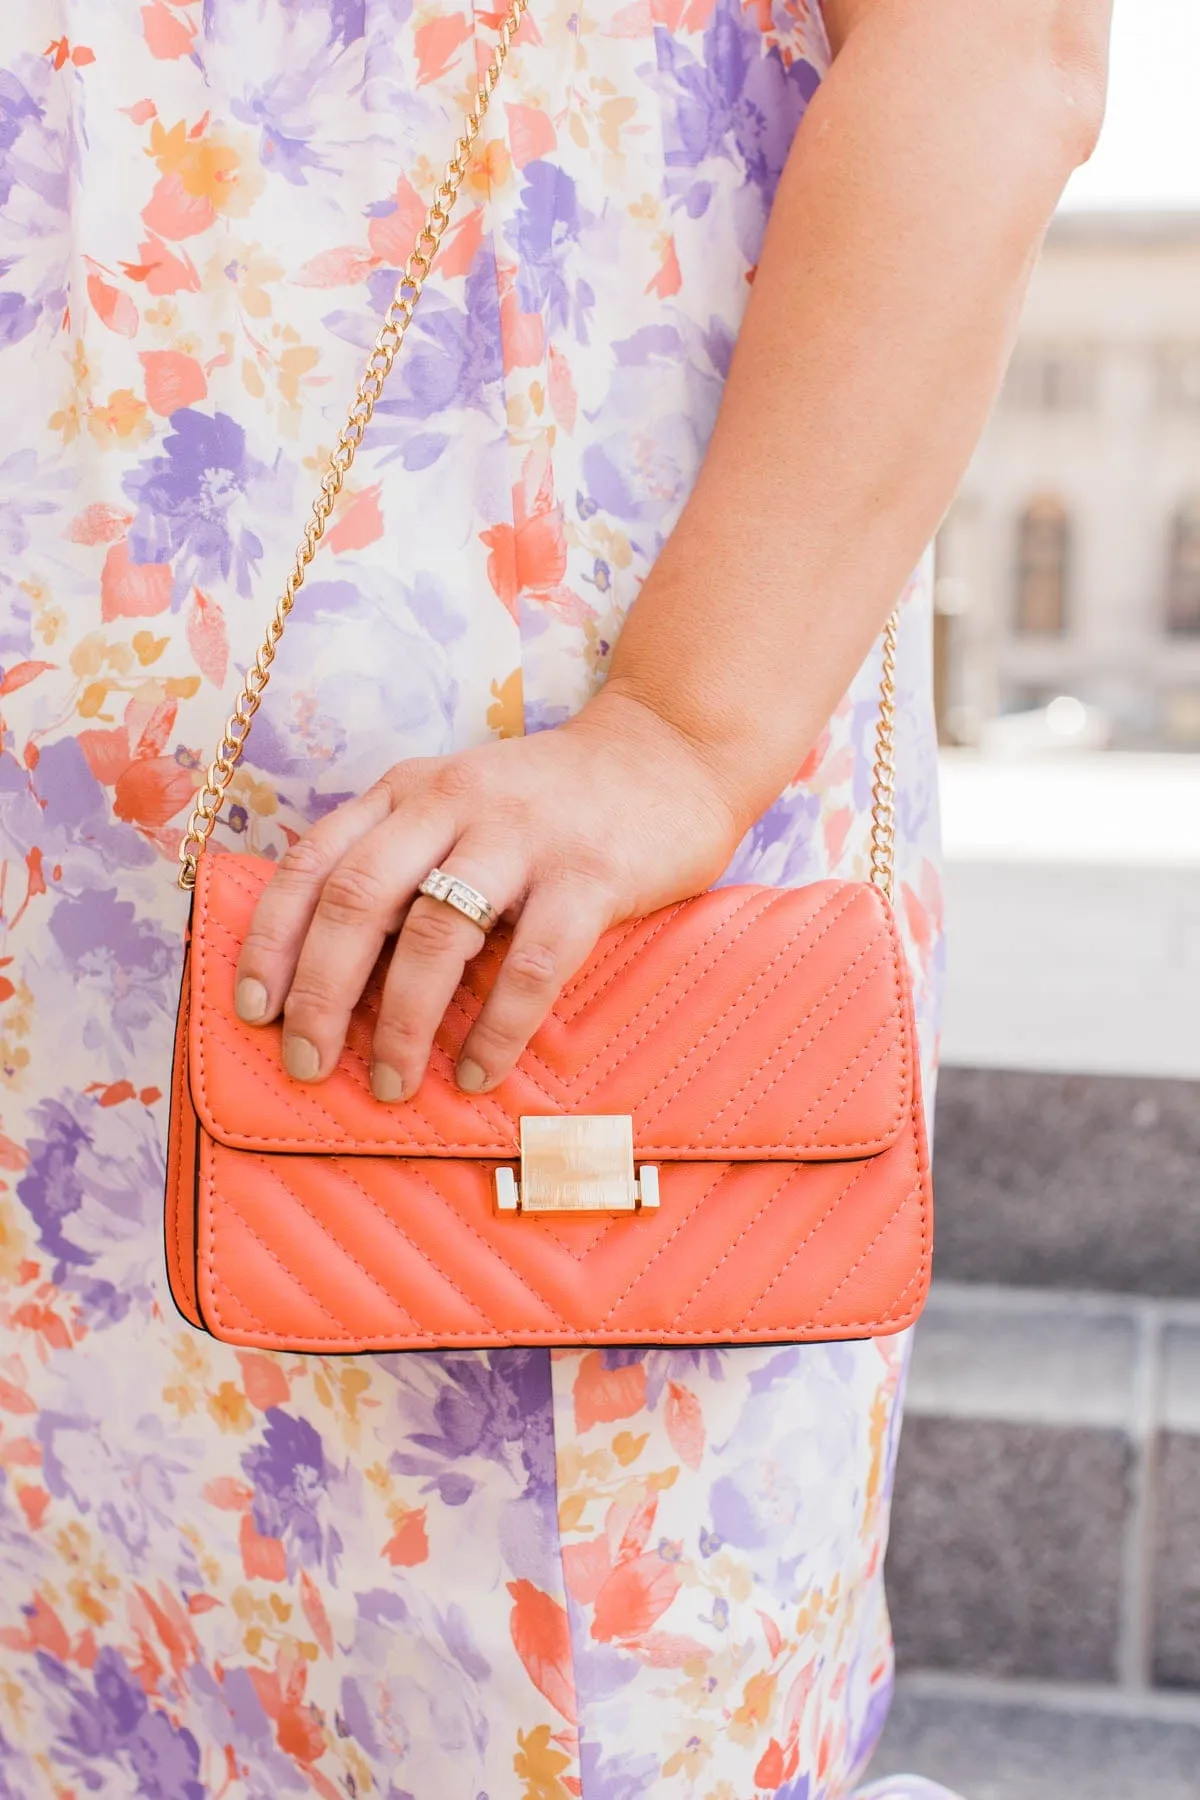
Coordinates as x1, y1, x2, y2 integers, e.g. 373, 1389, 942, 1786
188, 851, 915, 1161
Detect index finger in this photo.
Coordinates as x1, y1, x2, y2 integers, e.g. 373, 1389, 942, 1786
233, 779, 396, 1026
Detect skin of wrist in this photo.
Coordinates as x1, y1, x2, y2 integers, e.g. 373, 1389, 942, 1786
575, 677, 783, 846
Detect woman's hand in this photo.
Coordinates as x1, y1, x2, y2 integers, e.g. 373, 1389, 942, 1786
233, 688, 743, 1100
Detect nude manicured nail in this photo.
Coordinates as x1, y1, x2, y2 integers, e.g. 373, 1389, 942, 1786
283, 1036, 321, 1082
456, 1058, 487, 1093
235, 978, 269, 1024
371, 1063, 406, 1104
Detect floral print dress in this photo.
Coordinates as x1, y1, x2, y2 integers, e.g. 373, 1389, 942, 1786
0, 3, 950, 1797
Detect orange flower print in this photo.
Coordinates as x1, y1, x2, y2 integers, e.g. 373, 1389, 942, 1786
480, 450, 572, 620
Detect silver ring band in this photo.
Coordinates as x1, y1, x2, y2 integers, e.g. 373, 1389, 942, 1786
417, 867, 501, 933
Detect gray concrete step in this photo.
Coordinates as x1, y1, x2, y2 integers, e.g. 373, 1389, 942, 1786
866, 1673, 1200, 1800
887, 1284, 1200, 1690
931, 1067, 1200, 1298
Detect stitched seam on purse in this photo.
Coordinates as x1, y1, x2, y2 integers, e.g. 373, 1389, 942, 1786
631, 888, 873, 1130
788, 1012, 903, 1141
401, 1163, 577, 1331
205, 1176, 348, 1337
242, 1155, 426, 1332
197, 901, 522, 1151
197, 1018, 374, 1146
212, 1266, 275, 1335
702, 946, 898, 1144
596, 1164, 737, 1327
326, 1160, 505, 1327
553, 906, 683, 1019
442, 888, 792, 1109
777, 890, 909, 1142
520, 889, 844, 1110
672, 1158, 872, 1330
200, 867, 890, 1153
639, 922, 886, 1139
206, 1168, 351, 1334
495, 887, 795, 1100
201, 1098, 932, 1344
812, 1169, 925, 1327
735, 1156, 882, 1326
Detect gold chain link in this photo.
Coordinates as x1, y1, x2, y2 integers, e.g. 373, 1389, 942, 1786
177, 0, 898, 901
177, 0, 529, 890
868, 608, 899, 901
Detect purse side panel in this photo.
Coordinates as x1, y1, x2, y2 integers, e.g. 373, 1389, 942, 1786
164, 949, 203, 1329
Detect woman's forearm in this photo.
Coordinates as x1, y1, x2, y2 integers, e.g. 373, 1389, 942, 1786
600, 0, 1111, 826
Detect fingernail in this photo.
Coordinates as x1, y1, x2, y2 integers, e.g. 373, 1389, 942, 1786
371, 1063, 406, 1104
283, 1036, 321, 1082
235, 978, 269, 1024
456, 1058, 488, 1093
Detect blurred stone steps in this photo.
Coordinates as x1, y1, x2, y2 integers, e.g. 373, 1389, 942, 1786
929, 1067, 1200, 1298
866, 1672, 1200, 1800
874, 1065, 1200, 1786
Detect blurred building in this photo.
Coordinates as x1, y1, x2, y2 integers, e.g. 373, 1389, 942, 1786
936, 210, 1200, 749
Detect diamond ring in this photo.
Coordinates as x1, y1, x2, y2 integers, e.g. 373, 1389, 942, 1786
416, 867, 501, 934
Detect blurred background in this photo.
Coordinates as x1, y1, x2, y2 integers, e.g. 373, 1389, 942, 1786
865, 3, 1200, 1795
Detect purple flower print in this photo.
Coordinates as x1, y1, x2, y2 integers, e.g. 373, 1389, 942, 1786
123, 409, 273, 601
369, 259, 502, 432
0, 738, 155, 878
656, 3, 818, 233
49, 888, 176, 1052
36, 1378, 199, 1559
849, 1676, 896, 1785
407, 1349, 556, 1507
513, 160, 594, 338
242, 1407, 339, 1572
233, 569, 463, 798
0, 1728, 41, 1799
577, 1741, 661, 1800
708, 1474, 768, 1550
38, 1646, 204, 1800
718, 787, 826, 890
0, 448, 72, 557
0, 288, 37, 348
0, 68, 43, 210
230, 65, 333, 187
0, 63, 70, 346
18, 1102, 96, 1274
15, 1086, 165, 1320
326, 0, 368, 47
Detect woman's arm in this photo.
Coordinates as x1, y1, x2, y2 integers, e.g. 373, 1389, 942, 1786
234, 0, 1111, 1101
600, 0, 1112, 816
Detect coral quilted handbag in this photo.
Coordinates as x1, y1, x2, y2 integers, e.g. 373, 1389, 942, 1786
164, 0, 932, 1354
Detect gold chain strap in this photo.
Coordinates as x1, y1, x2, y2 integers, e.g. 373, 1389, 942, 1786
176, 0, 899, 902
868, 608, 899, 900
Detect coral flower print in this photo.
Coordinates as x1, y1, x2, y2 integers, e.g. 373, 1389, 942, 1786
0, 1, 944, 1795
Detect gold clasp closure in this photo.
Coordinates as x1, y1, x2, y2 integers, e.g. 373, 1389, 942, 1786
495, 1116, 660, 1216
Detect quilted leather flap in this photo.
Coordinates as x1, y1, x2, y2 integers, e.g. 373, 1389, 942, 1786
189, 851, 914, 1161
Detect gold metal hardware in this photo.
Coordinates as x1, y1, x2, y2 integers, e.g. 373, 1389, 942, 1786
176, 0, 899, 903
867, 608, 898, 902
494, 1116, 660, 1216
